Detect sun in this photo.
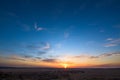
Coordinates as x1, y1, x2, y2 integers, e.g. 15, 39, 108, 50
63, 63, 68, 69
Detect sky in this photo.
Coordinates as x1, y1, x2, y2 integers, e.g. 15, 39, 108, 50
0, 0, 120, 68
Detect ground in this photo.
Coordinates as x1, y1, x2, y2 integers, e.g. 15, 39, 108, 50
0, 68, 120, 80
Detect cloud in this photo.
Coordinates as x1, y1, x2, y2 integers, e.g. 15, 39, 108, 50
113, 24, 120, 29
40, 42, 51, 50
74, 52, 120, 59
27, 42, 51, 51
27, 44, 39, 49
95, 0, 114, 8
104, 38, 120, 47
42, 59, 57, 63
35, 57, 41, 60
100, 30, 105, 33
106, 38, 113, 41
64, 32, 69, 39
104, 44, 118, 47
22, 55, 38, 61
23, 55, 33, 58
6, 55, 26, 61
37, 51, 46, 55
90, 52, 120, 59
94, 63, 120, 68
63, 26, 75, 39
89, 56, 99, 59
7, 12, 19, 18
100, 52, 120, 57
34, 23, 45, 31
56, 43, 62, 48
74, 55, 90, 58
16, 21, 31, 31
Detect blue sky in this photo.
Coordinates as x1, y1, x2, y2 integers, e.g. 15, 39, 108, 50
0, 0, 120, 68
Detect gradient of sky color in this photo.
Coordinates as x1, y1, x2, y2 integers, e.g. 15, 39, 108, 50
0, 0, 120, 68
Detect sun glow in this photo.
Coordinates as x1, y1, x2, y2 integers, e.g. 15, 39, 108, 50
63, 63, 68, 69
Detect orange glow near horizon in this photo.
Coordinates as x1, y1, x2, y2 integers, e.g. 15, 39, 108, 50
0, 54, 120, 68
62, 63, 68, 69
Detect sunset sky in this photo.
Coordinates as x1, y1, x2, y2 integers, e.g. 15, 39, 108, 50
0, 0, 120, 68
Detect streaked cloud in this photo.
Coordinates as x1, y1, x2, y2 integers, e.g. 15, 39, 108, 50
114, 24, 120, 29
104, 44, 117, 47
16, 20, 31, 31
104, 38, 120, 47
37, 51, 46, 55
106, 38, 113, 41
23, 55, 33, 58
90, 52, 120, 59
100, 30, 105, 33
56, 43, 62, 48
5, 55, 26, 61
7, 12, 19, 18
4, 54, 42, 62
27, 42, 51, 51
0, 52, 120, 68
34, 23, 45, 31
100, 52, 120, 57
35, 57, 41, 60
42, 58, 57, 63
94, 63, 120, 68
74, 52, 120, 59
63, 26, 75, 39
64, 32, 69, 39
40, 42, 50, 50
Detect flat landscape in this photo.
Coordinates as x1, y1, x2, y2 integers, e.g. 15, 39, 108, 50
0, 0, 120, 80
0, 68, 120, 80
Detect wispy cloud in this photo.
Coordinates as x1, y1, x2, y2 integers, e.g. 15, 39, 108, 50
56, 43, 62, 48
6, 54, 43, 62
23, 55, 33, 58
113, 24, 120, 29
106, 38, 113, 41
27, 42, 51, 51
7, 12, 19, 18
40, 42, 50, 50
74, 52, 120, 59
104, 44, 117, 47
64, 32, 69, 39
90, 52, 120, 59
8, 12, 31, 31
42, 58, 57, 63
17, 21, 31, 31
104, 38, 120, 47
34, 23, 45, 31
6, 55, 26, 61
35, 57, 41, 60
100, 30, 105, 33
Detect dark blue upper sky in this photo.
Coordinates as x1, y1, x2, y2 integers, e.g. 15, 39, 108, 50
0, 0, 120, 67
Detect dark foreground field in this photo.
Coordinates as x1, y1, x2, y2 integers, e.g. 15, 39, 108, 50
0, 68, 120, 80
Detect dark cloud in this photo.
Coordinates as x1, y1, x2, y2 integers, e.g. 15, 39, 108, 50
26, 42, 51, 51
90, 52, 120, 59
7, 57, 26, 61
22, 55, 42, 61
94, 63, 120, 68
37, 51, 46, 55
74, 52, 120, 59
101, 52, 120, 57
23, 55, 33, 58
35, 57, 41, 59
26, 44, 39, 50
42, 59, 57, 63
90, 56, 99, 59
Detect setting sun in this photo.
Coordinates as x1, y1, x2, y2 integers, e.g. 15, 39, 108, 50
63, 63, 68, 69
